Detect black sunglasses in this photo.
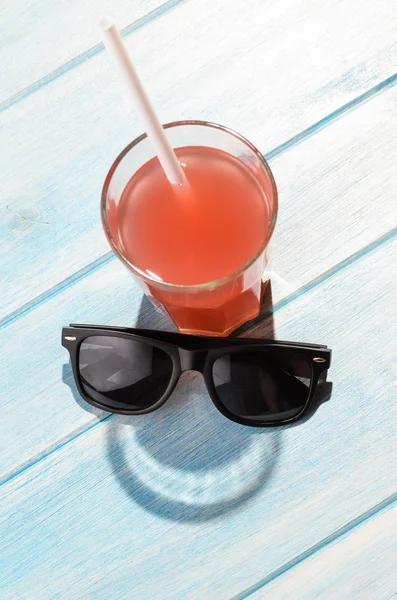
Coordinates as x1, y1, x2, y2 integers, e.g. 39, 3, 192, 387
62, 325, 331, 427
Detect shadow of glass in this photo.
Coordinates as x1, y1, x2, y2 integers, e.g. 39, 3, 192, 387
106, 374, 283, 522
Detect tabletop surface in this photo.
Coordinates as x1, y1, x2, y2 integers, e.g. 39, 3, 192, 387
1, 1, 396, 598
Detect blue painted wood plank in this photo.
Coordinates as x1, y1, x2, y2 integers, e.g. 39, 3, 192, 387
0, 0, 171, 106
1, 85, 396, 485
0, 237, 396, 599
1, 0, 397, 319
248, 501, 397, 599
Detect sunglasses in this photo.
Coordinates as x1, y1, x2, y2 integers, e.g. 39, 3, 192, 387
62, 325, 331, 427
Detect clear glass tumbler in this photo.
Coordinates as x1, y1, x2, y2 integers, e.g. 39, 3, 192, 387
102, 121, 278, 336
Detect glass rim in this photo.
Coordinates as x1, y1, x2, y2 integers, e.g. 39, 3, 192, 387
101, 119, 278, 292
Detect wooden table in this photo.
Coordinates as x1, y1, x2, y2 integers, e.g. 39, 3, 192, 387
1, 0, 396, 598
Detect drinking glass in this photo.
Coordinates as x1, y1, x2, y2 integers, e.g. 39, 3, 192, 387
102, 121, 278, 336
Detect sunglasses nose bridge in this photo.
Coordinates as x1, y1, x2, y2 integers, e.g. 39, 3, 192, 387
178, 349, 206, 373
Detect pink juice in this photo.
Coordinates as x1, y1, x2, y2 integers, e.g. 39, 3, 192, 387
109, 146, 272, 335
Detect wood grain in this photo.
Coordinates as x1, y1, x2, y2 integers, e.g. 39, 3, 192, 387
1, 85, 396, 484
249, 502, 397, 600
2, 2, 397, 596
1, 0, 397, 319
1, 237, 396, 600
0, 0, 172, 104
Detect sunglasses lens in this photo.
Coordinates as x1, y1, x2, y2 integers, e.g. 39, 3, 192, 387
212, 349, 312, 422
78, 336, 173, 411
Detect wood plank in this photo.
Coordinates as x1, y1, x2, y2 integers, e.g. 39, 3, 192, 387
0, 0, 171, 104
249, 502, 397, 600
1, 0, 397, 319
1, 237, 396, 599
1, 84, 396, 484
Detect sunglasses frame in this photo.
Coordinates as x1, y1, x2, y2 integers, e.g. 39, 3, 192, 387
62, 324, 332, 427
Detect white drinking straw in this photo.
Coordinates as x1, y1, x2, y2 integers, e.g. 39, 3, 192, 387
99, 16, 186, 186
